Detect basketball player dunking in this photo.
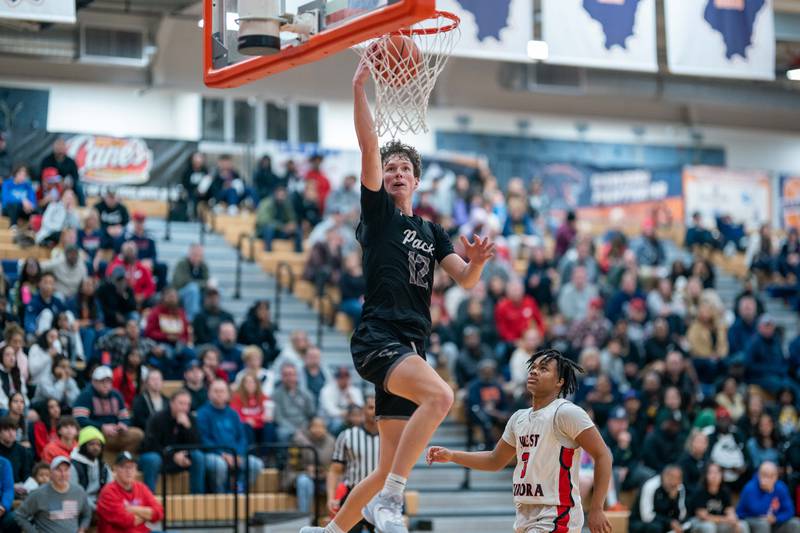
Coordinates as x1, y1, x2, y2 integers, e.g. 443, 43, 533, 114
300, 59, 495, 533
427, 350, 613, 533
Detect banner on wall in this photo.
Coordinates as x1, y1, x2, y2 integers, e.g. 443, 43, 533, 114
542, 0, 658, 72
537, 164, 684, 230
780, 175, 800, 228
682, 166, 772, 231
0, 0, 76, 23
435, 0, 533, 62
8, 130, 198, 191
664, 0, 775, 80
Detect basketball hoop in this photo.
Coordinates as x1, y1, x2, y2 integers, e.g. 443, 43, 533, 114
355, 11, 460, 138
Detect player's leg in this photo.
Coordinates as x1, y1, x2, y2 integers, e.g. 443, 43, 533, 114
329, 418, 403, 528
300, 418, 403, 533
383, 354, 454, 480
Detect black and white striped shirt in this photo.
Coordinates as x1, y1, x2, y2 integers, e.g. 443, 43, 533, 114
332, 426, 380, 488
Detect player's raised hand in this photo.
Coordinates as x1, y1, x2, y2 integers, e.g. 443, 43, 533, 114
587, 509, 612, 533
353, 57, 371, 88
460, 234, 495, 264
426, 446, 453, 465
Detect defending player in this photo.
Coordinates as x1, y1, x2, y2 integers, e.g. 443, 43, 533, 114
300, 59, 495, 533
426, 350, 613, 533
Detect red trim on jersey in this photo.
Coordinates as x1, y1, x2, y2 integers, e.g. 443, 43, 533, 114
552, 447, 576, 533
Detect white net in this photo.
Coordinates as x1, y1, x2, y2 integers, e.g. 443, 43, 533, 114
354, 12, 460, 139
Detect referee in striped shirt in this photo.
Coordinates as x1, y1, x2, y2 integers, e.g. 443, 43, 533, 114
327, 395, 379, 533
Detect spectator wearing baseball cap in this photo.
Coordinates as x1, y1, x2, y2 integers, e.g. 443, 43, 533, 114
568, 296, 611, 352
72, 366, 143, 456
319, 366, 364, 434
15, 455, 91, 533
105, 241, 157, 308
70, 426, 112, 512
40, 137, 83, 205
604, 406, 655, 494
124, 211, 168, 292
96, 452, 163, 533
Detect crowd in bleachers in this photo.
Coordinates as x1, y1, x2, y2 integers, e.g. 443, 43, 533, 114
2, 132, 800, 532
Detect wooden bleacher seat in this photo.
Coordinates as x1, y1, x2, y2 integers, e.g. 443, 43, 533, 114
335, 312, 353, 334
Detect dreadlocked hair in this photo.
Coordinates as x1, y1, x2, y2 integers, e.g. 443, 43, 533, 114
526, 349, 585, 398
380, 140, 422, 179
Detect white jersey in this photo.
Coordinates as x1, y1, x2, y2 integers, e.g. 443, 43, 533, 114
501, 399, 594, 511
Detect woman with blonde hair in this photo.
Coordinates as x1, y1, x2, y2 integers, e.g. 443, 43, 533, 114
687, 301, 728, 386
233, 345, 276, 397
230, 371, 275, 444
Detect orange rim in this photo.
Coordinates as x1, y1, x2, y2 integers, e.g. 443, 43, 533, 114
395, 10, 460, 36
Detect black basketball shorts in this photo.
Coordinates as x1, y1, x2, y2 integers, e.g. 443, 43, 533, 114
350, 320, 426, 419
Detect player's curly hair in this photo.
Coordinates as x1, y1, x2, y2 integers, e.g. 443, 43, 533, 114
526, 349, 585, 398
380, 140, 422, 178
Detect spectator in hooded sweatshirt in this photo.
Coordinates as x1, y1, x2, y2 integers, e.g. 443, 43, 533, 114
736, 461, 800, 533
96, 452, 163, 533
24, 273, 67, 335
629, 465, 688, 533
144, 287, 192, 378
197, 379, 264, 492
42, 244, 87, 299
36, 189, 81, 247
70, 426, 112, 512
73, 365, 144, 454
15, 456, 91, 533
2, 164, 36, 230
728, 295, 759, 357
96, 267, 138, 329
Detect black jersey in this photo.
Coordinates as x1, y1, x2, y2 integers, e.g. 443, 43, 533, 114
357, 184, 454, 339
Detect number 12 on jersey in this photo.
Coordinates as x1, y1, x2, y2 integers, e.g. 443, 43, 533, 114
407, 251, 430, 289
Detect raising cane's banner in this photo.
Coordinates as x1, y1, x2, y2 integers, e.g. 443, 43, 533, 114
7, 130, 198, 191
66, 135, 153, 185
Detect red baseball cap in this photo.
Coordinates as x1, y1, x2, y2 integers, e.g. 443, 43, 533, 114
132, 211, 146, 222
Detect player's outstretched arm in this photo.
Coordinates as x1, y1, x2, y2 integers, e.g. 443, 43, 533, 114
440, 234, 495, 289
576, 427, 613, 533
426, 439, 515, 472
353, 58, 382, 192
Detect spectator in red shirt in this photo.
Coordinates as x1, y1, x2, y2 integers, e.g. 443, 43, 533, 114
305, 154, 330, 212
96, 451, 163, 533
494, 279, 546, 350
41, 416, 79, 464
230, 372, 274, 444
144, 288, 190, 346
112, 349, 144, 409
106, 242, 156, 307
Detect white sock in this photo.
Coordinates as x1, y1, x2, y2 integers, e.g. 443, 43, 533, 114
380, 473, 407, 498
325, 522, 345, 533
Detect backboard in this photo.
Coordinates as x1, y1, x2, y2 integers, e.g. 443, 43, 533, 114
203, 0, 436, 88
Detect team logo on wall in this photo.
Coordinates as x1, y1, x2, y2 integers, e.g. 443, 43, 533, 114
66, 135, 153, 185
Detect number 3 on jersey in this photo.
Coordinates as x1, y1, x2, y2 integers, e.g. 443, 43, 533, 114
408, 251, 430, 289
519, 452, 530, 478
